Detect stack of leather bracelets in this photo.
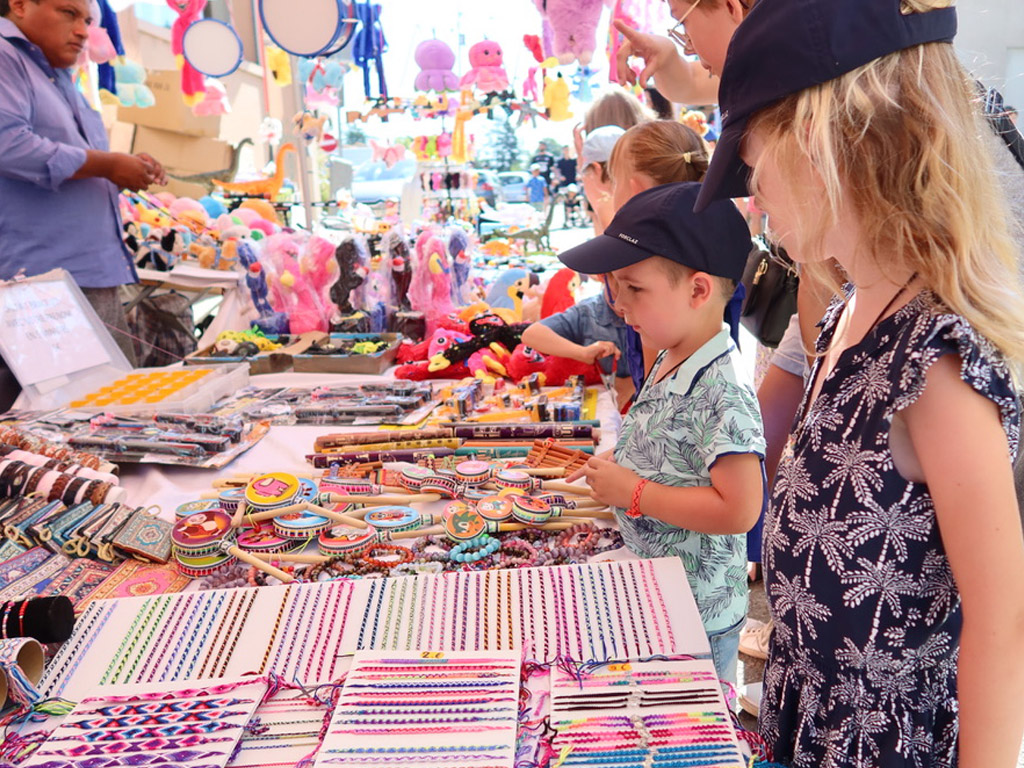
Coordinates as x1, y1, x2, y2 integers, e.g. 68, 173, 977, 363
0, 456, 125, 507
244, 523, 625, 586
0, 426, 115, 474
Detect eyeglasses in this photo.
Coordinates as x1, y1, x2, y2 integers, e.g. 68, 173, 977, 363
667, 0, 702, 54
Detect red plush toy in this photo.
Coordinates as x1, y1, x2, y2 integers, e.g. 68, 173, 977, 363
540, 268, 580, 319
507, 344, 602, 386
394, 328, 473, 380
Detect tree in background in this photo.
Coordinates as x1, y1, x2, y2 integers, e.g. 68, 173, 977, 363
479, 118, 523, 172
345, 123, 368, 145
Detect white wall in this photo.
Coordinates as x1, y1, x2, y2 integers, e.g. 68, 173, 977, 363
955, 0, 1024, 109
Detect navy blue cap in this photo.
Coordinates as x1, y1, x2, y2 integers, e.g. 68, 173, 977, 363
558, 183, 751, 282
695, 0, 957, 211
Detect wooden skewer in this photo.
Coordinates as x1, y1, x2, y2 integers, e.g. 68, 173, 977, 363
505, 466, 566, 477
250, 551, 331, 565
542, 480, 594, 497
558, 508, 616, 520
230, 500, 246, 529
226, 544, 295, 583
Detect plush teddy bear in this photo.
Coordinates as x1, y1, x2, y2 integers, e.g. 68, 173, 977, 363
458, 40, 510, 94
414, 39, 459, 92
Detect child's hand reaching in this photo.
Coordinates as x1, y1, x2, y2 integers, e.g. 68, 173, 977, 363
569, 454, 640, 509
576, 340, 620, 365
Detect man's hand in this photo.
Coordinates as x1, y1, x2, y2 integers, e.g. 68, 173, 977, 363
576, 340, 620, 365
569, 454, 640, 508
614, 21, 679, 88
108, 153, 164, 191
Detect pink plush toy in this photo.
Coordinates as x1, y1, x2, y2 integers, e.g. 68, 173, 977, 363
261, 234, 329, 333
414, 39, 459, 92
458, 41, 510, 94
166, 0, 207, 105
299, 235, 340, 319
534, 0, 607, 65
408, 231, 455, 333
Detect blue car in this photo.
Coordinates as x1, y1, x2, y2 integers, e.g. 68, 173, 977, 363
497, 171, 531, 204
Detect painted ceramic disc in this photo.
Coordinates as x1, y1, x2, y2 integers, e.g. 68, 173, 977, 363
494, 469, 533, 490
172, 510, 233, 550
246, 472, 301, 508
176, 499, 222, 519
364, 505, 421, 532
236, 527, 290, 553
399, 466, 434, 490
444, 506, 488, 541
511, 495, 552, 525
476, 495, 513, 523
272, 510, 330, 539
319, 527, 377, 555
455, 460, 491, 484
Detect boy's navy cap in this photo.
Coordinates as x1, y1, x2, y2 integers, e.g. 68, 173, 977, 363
695, 0, 957, 212
558, 183, 751, 282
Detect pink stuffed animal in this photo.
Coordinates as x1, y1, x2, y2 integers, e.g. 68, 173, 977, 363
414, 39, 459, 92
458, 41, 510, 94
408, 231, 455, 333
260, 234, 329, 333
534, 0, 606, 65
166, 0, 207, 105
299, 235, 340, 320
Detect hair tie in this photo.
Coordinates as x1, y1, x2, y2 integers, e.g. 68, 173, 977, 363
681, 152, 693, 164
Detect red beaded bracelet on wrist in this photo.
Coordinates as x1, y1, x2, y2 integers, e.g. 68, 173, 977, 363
626, 478, 649, 519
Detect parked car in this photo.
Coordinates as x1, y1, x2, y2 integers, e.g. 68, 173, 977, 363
474, 169, 504, 207
497, 171, 531, 203
351, 156, 418, 204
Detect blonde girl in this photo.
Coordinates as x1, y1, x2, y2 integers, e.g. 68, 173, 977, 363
699, 0, 1024, 766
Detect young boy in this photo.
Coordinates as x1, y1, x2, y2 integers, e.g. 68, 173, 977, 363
564, 182, 765, 683
526, 165, 547, 211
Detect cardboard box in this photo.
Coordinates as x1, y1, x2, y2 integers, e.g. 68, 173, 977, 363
185, 332, 321, 375
132, 125, 233, 177
292, 333, 402, 375
118, 69, 221, 138
146, 177, 210, 200
107, 121, 135, 154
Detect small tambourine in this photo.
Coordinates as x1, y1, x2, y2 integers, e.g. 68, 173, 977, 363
182, 19, 244, 78
455, 460, 491, 487
476, 495, 513, 523
175, 550, 235, 578
171, 509, 233, 552
319, 527, 377, 556
176, 499, 222, 519
273, 509, 330, 539
246, 472, 301, 510
444, 506, 487, 541
364, 506, 421, 534
399, 466, 434, 491
236, 527, 290, 554
511, 495, 552, 526
493, 469, 535, 492
218, 488, 247, 512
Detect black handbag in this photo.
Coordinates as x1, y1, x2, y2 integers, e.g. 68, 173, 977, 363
740, 237, 799, 348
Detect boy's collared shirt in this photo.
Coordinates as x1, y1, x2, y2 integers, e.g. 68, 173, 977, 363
614, 326, 766, 634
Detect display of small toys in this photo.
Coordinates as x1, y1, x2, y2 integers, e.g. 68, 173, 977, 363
208, 329, 285, 358
293, 333, 402, 375
67, 365, 248, 416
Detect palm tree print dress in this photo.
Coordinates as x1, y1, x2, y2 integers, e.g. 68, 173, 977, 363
760, 292, 1019, 768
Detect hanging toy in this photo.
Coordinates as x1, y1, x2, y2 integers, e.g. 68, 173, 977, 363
193, 79, 230, 116
259, 116, 283, 145
353, 1, 388, 101
111, 59, 155, 108
294, 111, 328, 142
543, 72, 573, 121
572, 64, 598, 102
459, 40, 510, 95
522, 66, 540, 103
370, 139, 406, 169
166, 0, 208, 106
265, 44, 292, 86
414, 39, 459, 92
533, 0, 606, 65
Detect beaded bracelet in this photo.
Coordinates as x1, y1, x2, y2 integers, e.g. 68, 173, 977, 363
361, 543, 414, 569
558, 523, 597, 552
449, 535, 500, 564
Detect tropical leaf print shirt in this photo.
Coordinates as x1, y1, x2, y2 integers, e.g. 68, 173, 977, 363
614, 326, 766, 634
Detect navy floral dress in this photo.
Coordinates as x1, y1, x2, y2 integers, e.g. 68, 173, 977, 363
760, 291, 1020, 768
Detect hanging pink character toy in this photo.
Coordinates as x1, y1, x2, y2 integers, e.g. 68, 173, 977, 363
166, 0, 207, 105
459, 40, 510, 95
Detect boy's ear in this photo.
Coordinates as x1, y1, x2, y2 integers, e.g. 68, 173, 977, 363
690, 272, 714, 306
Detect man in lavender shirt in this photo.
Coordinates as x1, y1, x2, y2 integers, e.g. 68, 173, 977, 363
0, 0, 167, 382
